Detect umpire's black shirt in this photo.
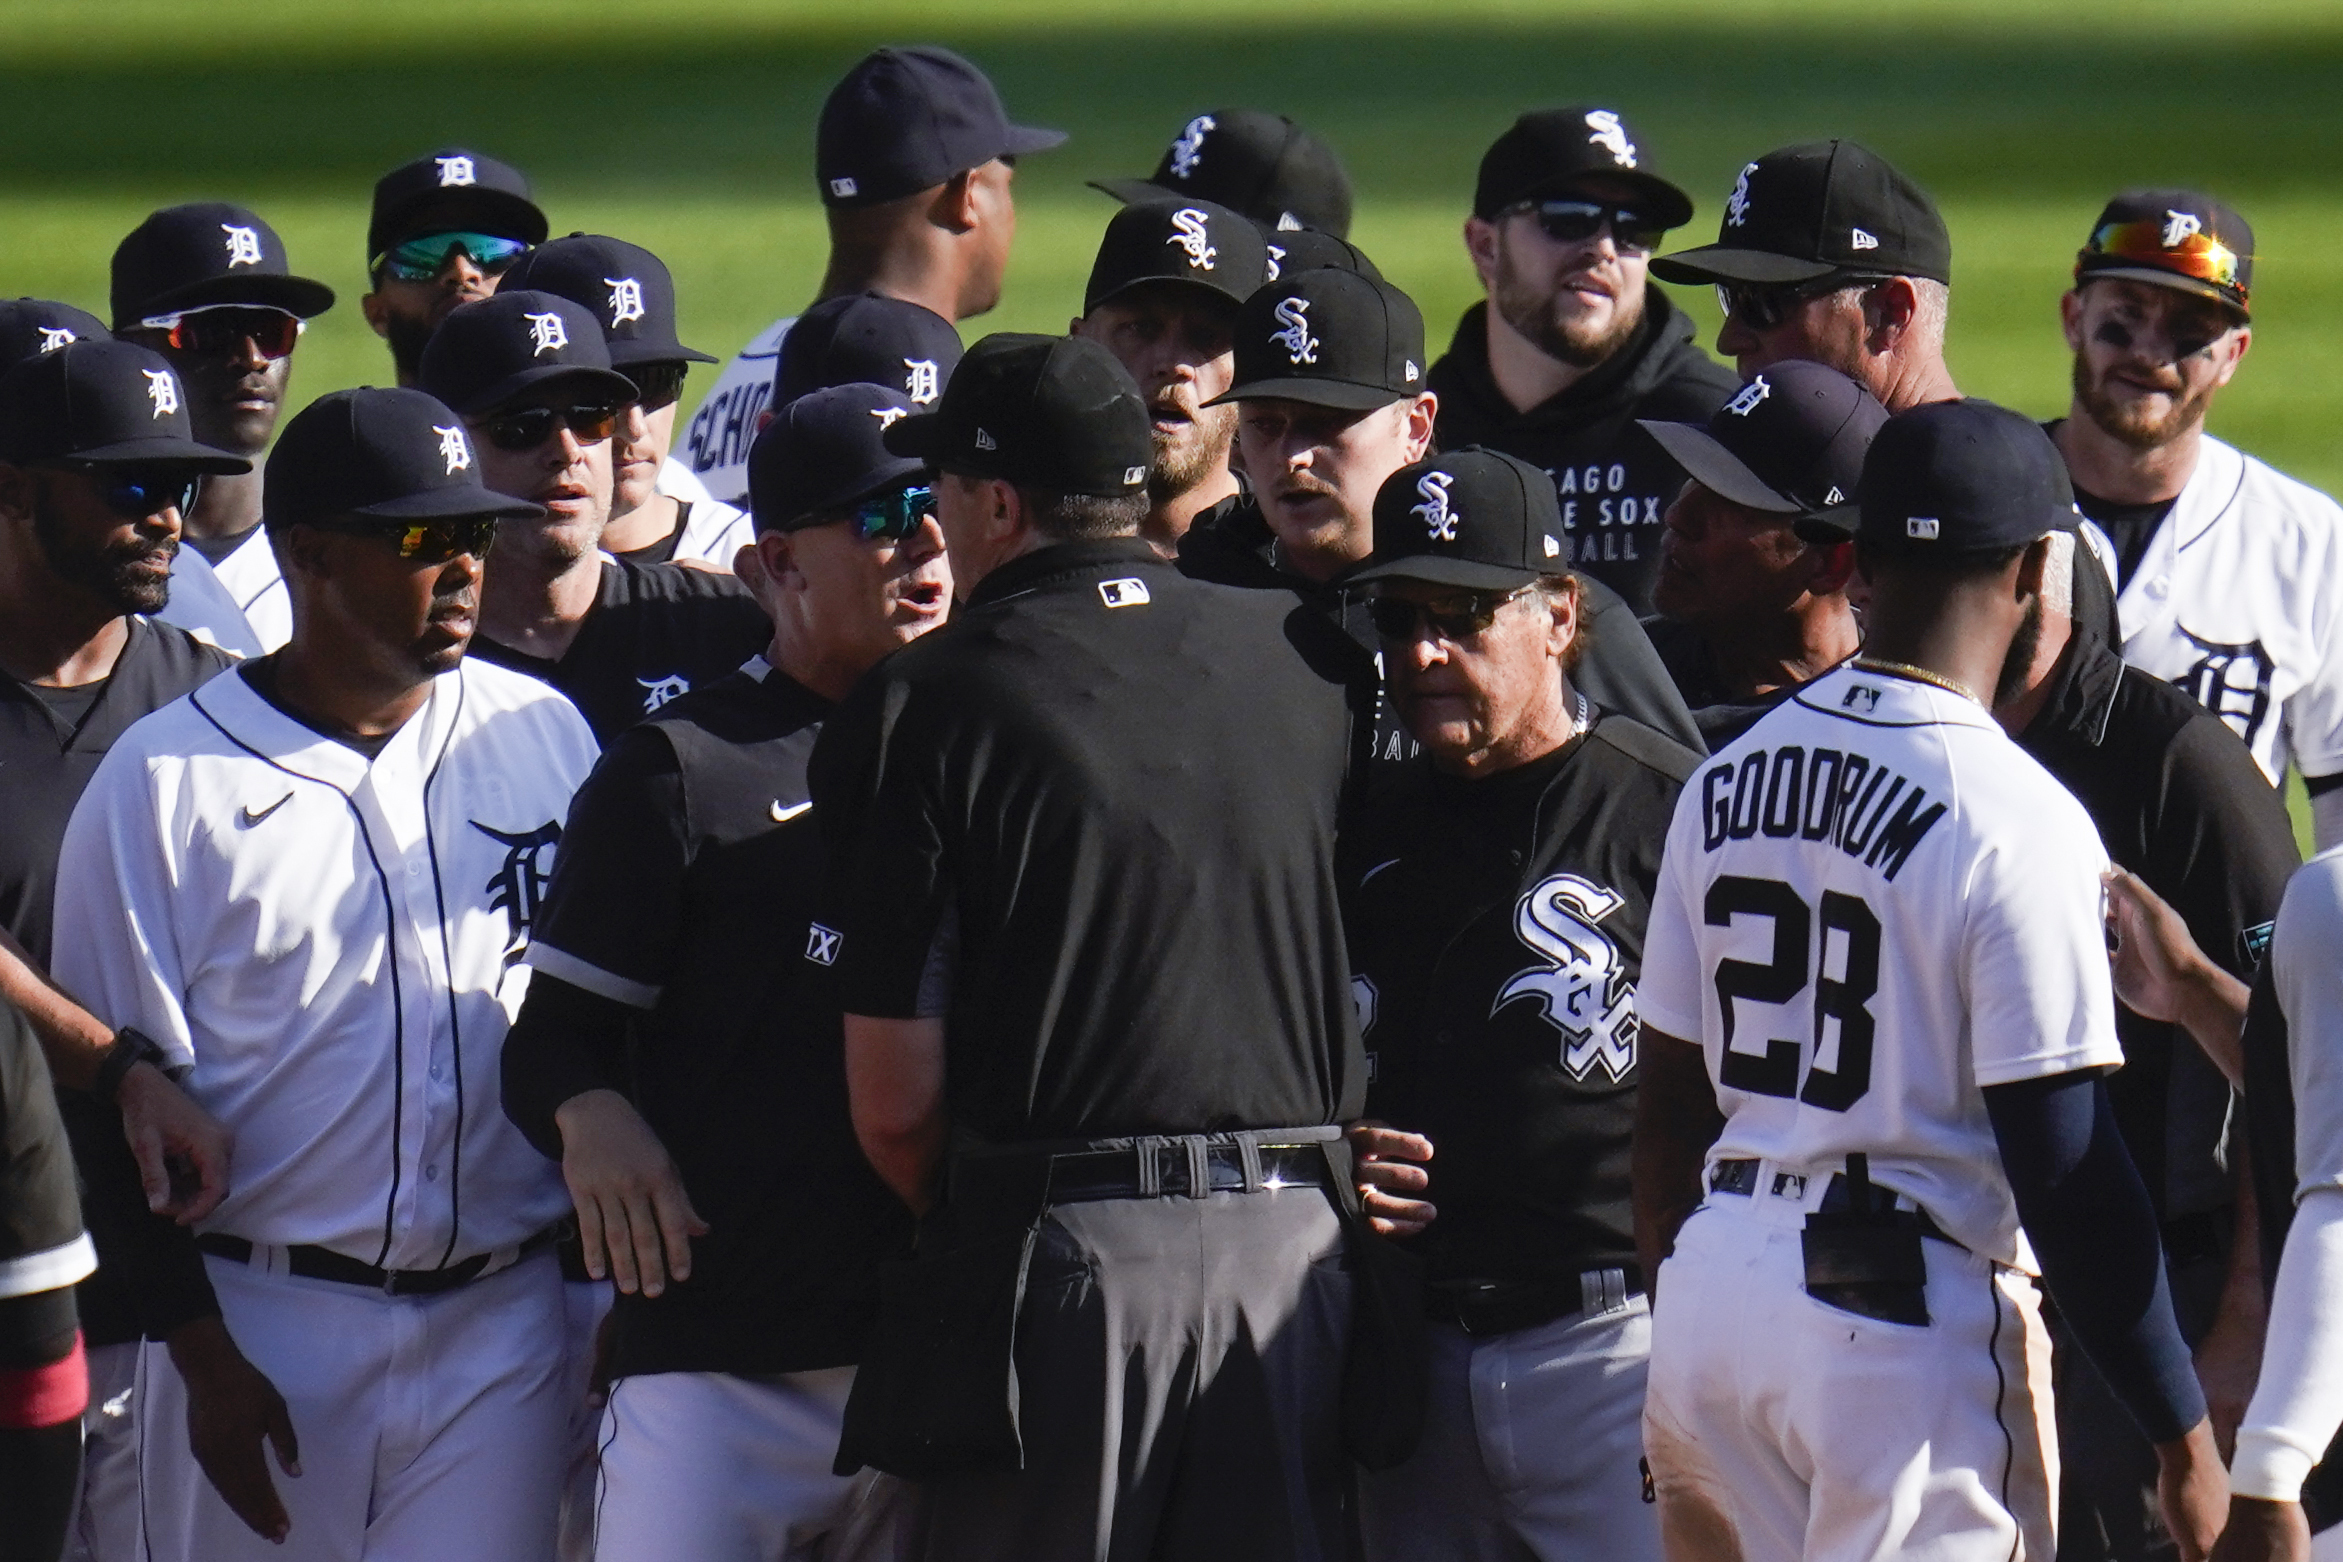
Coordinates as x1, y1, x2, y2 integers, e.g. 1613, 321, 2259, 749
1428, 289, 1738, 614
502, 657, 911, 1377
1344, 713, 1694, 1286
471, 558, 770, 745
820, 539, 1366, 1140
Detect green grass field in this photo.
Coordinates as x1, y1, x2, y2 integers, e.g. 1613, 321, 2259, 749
3, 0, 2337, 838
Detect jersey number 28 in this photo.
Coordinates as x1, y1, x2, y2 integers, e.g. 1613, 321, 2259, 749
1704, 876, 1881, 1111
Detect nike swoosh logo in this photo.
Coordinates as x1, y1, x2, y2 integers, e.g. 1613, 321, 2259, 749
769, 799, 811, 823
238, 793, 292, 829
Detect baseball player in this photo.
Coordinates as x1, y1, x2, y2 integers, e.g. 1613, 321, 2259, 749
2047, 191, 2343, 822
1632, 400, 2226, 1562
53, 387, 597, 1560
766, 289, 963, 430
112, 203, 335, 657
362, 147, 547, 385
682, 45, 1059, 505
498, 234, 749, 570
1088, 107, 1354, 236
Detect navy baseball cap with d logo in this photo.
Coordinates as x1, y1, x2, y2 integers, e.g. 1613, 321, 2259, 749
417, 290, 640, 416
265, 387, 547, 532
772, 292, 964, 415
816, 47, 1065, 208
884, 332, 1150, 497
1209, 268, 1426, 411
0, 339, 251, 472
1639, 360, 1888, 541
751, 383, 928, 532
369, 148, 547, 262
498, 235, 717, 367
1856, 399, 2079, 558
0, 299, 111, 374
111, 203, 336, 330
1346, 447, 1568, 592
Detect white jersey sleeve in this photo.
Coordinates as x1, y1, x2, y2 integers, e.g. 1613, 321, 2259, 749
1958, 800, 2123, 1086
1638, 799, 1706, 1045
2273, 848, 2343, 1198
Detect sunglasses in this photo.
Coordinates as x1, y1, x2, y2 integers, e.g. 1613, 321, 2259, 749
2083, 219, 2249, 302
626, 362, 688, 412
133, 306, 303, 360
308, 514, 500, 564
1714, 273, 1889, 331
372, 231, 533, 284
1366, 584, 1536, 642
1503, 199, 1667, 255
50, 463, 203, 518
477, 403, 621, 452
791, 484, 936, 541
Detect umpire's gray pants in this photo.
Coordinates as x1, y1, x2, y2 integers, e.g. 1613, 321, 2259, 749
914, 1186, 1352, 1562
1359, 1290, 1661, 1562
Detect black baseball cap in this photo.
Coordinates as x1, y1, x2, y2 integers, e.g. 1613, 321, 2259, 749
1856, 399, 2080, 558
1651, 140, 1951, 287
1473, 107, 1694, 230
498, 234, 717, 367
771, 292, 964, 413
0, 299, 111, 372
1083, 197, 1269, 314
368, 148, 548, 263
1263, 228, 1384, 285
1347, 447, 1569, 592
111, 204, 336, 330
817, 47, 1065, 209
264, 387, 546, 532
884, 333, 1150, 498
750, 382, 928, 531
1208, 268, 1426, 411
417, 291, 639, 416
1638, 360, 1888, 541
2074, 189, 2254, 320
0, 340, 251, 472
1091, 109, 1354, 238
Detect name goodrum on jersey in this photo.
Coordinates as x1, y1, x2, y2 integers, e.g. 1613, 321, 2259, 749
1696, 741, 1948, 884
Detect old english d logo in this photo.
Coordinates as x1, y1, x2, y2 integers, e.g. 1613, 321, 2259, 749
474, 820, 561, 969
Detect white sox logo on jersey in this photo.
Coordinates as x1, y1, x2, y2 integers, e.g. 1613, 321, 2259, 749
1168, 209, 1217, 270
36, 326, 77, 353
2175, 628, 2275, 753
524, 311, 569, 357
1169, 114, 1214, 180
637, 674, 690, 713
434, 424, 471, 475
1725, 376, 1771, 417
1271, 297, 1318, 365
1412, 471, 1459, 540
904, 357, 940, 404
473, 819, 560, 968
436, 155, 477, 187
605, 277, 645, 327
1725, 163, 1759, 227
221, 224, 264, 268
1584, 110, 1637, 168
1493, 873, 1637, 1083
142, 369, 179, 419
2163, 209, 2203, 247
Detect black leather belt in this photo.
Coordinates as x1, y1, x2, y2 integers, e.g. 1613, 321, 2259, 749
1426, 1266, 1643, 1337
197, 1226, 562, 1297
1043, 1143, 1330, 1205
1710, 1158, 1958, 1246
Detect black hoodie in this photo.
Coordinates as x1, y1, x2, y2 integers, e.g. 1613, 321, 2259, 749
1428, 287, 1738, 613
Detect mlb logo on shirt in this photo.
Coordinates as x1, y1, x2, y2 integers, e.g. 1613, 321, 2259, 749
805, 924, 842, 965
1098, 578, 1151, 609
1843, 684, 1882, 713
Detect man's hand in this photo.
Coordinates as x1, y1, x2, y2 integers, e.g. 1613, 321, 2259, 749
168, 1316, 298, 1544
2210, 1496, 2311, 1562
2156, 1417, 2232, 1562
554, 1089, 706, 1298
2105, 866, 2247, 1086
118, 1061, 233, 1222
1348, 1121, 1435, 1238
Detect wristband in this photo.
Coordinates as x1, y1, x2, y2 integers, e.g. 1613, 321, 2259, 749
89, 1027, 167, 1104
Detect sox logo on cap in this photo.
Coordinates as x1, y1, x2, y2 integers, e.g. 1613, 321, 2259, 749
1168, 210, 1217, 271
1584, 110, 1637, 169
1169, 114, 1214, 180
1411, 471, 1459, 541
1271, 297, 1318, 365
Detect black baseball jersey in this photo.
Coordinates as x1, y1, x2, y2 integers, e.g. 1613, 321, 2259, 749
819, 539, 1366, 1140
1427, 289, 1739, 614
1175, 495, 1706, 758
1, 999, 87, 1305
470, 558, 769, 745
504, 658, 911, 1377
1343, 714, 1694, 1285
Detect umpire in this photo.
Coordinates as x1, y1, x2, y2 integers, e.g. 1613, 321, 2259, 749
819, 333, 1382, 1558
1338, 448, 1692, 1560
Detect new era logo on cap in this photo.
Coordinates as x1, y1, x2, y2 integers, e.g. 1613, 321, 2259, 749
974, 427, 997, 450
1852, 228, 1879, 250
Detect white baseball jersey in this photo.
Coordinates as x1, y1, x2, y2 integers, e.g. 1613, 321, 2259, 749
52, 658, 598, 1268
155, 530, 290, 657
676, 316, 796, 506
1639, 663, 2125, 1268
2097, 434, 2343, 785
657, 456, 753, 572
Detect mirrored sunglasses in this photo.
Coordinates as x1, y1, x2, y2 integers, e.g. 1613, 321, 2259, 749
133, 306, 303, 359
479, 403, 620, 452
372, 231, 533, 284
54, 463, 202, 518
1505, 199, 1666, 256
2083, 219, 2248, 301
309, 514, 500, 564
790, 484, 935, 542
1365, 584, 1535, 642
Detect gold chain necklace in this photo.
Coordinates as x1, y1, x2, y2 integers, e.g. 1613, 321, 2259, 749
1850, 656, 1985, 708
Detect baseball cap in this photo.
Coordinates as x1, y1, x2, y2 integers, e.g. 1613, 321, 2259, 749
1208, 268, 1426, 411
1090, 109, 1353, 237
1083, 197, 1269, 315
416, 291, 639, 416
264, 387, 546, 532
1638, 360, 1888, 541
0, 299, 111, 372
498, 234, 717, 367
816, 47, 1065, 208
0, 339, 252, 472
1347, 447, 1569, 592
2074, 190, 2253, 320
884, 333, 1150, 498
1650, 140, 1951, 287
1855, 399, 2079, 558
111, 204, 335, 330
368, 148, 548, 263
750, 383, 928, 531
1473, 107, 1694, 230
1263, 228, 1384, 285
772, 292, 965, 414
